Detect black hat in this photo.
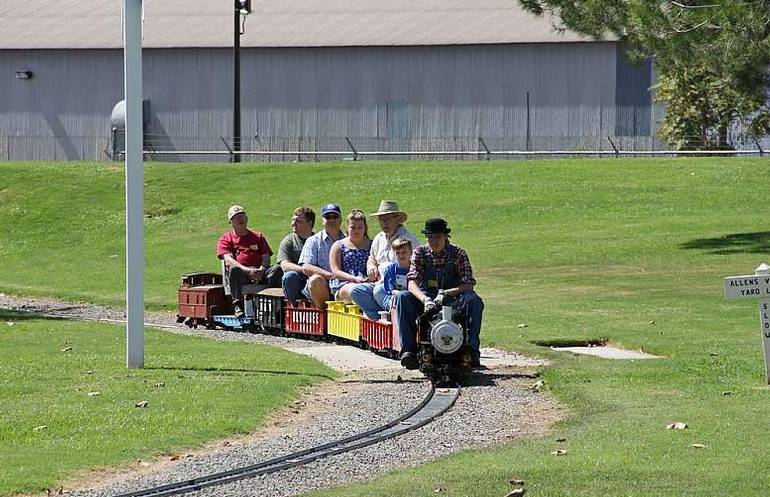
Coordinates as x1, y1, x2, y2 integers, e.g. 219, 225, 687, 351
421, 218, 451, 235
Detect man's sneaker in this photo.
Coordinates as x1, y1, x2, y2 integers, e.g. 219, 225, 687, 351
400, 351, 419, 370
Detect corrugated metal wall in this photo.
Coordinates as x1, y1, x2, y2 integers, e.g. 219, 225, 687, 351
0, 42, 657, 161
0, 49, 123, 160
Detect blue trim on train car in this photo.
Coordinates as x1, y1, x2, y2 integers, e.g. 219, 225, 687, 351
213, 315, 253, 330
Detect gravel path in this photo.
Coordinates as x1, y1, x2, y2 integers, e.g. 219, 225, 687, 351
1, 294, 562, 497
0, 293, 329, 348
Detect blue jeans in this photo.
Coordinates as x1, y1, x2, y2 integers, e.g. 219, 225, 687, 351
350, 283, 388, 320
282, 270, 308, 305
395, 290, 484, 359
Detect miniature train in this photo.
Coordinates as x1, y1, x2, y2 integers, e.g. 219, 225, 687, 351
176, 272, 473, 385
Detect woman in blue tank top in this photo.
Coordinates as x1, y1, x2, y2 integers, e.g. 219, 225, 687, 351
329, 209, 373, 303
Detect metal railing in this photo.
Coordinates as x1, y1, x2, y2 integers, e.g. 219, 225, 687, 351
2, 133, 767, 162
133, 135, 767, 162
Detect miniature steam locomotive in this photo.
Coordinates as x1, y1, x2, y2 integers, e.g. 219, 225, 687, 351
176, 272, 473, 385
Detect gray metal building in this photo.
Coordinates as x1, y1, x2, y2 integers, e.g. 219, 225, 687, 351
0, 0, 655, 161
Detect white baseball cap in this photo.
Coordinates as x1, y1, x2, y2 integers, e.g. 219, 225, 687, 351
228, 205, 246, 220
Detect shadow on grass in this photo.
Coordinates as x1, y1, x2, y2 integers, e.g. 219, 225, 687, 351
0, 309, 67, 322
148, 365, 335, 380
680, 231, 770, 254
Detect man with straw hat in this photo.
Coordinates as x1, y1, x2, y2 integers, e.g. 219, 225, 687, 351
350, 200, 419, 320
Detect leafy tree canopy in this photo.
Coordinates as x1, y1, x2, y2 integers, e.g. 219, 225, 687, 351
519, 1, 770, 148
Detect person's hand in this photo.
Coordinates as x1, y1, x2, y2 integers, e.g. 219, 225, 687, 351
356, 275, 368, 284
247, 267, 264, 282
434, 289, 446, 307
367, 266, 380, 282
423, 298, 438, 314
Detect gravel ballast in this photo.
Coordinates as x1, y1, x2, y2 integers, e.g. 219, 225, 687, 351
1, 294, 562, 497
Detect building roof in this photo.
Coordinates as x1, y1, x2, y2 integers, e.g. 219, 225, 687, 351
0, 0, 595, 50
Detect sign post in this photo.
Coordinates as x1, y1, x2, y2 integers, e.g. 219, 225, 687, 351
723, 263, 770, 383
124, 0, 144, 368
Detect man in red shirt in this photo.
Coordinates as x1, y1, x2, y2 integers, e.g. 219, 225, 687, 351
216, 205, 273, 317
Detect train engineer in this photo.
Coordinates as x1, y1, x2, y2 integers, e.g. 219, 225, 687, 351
395, 218, 484, 369
351, 200, 419, 320
283, 202, 345, 308
216, 205, 273, 318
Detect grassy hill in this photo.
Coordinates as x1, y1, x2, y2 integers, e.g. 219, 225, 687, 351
2, 157, 770, 496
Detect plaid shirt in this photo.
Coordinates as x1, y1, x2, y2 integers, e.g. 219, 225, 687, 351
407, 243, 476, 287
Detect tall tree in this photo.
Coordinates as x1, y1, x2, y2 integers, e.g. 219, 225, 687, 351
519, 0, 770, 149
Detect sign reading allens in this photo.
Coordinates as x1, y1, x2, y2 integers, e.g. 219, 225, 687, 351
723, 275, 770, 299
724, 263, 770, 384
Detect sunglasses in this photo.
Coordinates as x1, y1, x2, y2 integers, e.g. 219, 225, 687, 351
323, 213, 340, 219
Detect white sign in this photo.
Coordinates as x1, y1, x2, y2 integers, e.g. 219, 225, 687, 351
724, 263, 770, 383
723, 275, 770, 299
760, 301, 770, 340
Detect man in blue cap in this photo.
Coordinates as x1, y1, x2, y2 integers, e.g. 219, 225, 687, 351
283, 203, 344, 307
395, 218, 484, 369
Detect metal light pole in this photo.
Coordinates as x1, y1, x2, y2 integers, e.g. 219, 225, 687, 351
233, 1, 252, 163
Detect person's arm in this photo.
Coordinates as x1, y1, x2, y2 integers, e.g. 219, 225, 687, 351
222, 253, 259, 281
281, 259, 304, 273
365, 235, 381, 282
407, 248, 428, 303
366, 253, 380, 282
253, 252, 269, 281
298, 236, 331, 279
439, 248, 475, 298
277, 235, 304, 273
256, 235, 272, 278
439, 282, 474, 299
408, 279, 428, 304
302, 262, 332, 279
260, 253, 270, 270
330, 242, 367, 283
382, 264, 396, 295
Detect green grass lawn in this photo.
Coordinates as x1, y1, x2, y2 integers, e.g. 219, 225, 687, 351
0, 310, 335, 496
2, 157, 770, 496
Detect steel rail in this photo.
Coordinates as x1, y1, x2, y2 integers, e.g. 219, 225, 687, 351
113, 385, 460, 497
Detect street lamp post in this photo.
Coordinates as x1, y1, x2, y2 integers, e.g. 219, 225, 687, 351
233, 1, 252, 163
233, 1, 240, 162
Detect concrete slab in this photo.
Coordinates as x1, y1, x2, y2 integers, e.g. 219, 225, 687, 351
552, 345, 659, 360
290, 345, 400, 371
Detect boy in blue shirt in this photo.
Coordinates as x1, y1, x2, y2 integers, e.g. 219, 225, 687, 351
378, 238, 413, 312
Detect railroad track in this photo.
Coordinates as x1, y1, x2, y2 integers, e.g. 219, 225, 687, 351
115, 384, 460, 497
